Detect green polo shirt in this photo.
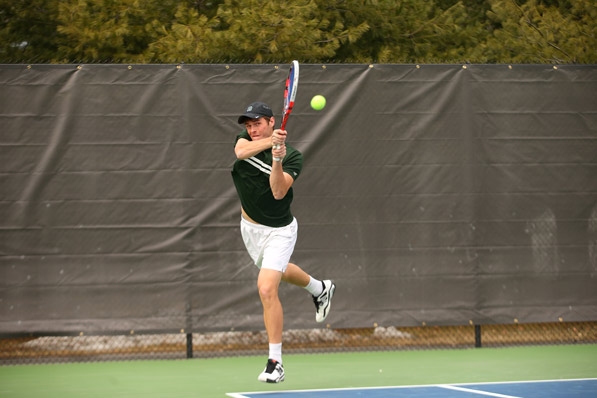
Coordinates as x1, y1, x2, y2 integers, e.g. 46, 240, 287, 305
231, 130, 303, 227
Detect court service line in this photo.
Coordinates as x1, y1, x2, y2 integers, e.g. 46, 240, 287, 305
439, 384, 521, 398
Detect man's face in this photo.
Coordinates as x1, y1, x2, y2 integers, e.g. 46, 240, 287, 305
244, 117, 274, 141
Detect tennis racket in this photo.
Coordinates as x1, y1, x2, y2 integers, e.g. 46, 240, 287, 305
273, 61, 299, 161
280, 60, 299, 130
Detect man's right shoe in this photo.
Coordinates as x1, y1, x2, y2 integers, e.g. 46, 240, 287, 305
257, 359, 285, 383
313, 280, 335, 323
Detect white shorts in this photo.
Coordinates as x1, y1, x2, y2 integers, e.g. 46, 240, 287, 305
240, 217, 298, 272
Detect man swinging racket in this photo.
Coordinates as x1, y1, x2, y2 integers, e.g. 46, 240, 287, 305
231, 101, 336, 383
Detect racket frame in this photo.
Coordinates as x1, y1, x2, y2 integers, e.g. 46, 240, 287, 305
274, 60, 299, 161
280, 60, 299, 130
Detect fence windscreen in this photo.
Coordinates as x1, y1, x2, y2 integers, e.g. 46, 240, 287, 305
1, 64, 596, 335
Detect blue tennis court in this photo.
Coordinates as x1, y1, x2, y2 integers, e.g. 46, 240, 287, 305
228, 378, 597, 398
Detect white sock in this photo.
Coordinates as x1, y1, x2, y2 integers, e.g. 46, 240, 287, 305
305, 276, 324, 297
269, 343, 282, 363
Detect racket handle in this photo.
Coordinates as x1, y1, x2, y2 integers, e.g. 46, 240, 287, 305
273, 144, 281, 162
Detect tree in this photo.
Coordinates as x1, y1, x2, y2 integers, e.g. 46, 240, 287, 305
329, 0, 487, 63
55, 0, 161, 62
0, 0, 61, 62
209, 0, 369, 63
142, 4, 216, 63
482, 0, 597, 63
0, 0, 595, 64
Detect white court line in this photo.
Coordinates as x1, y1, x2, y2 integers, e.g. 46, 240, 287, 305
439, 384, 521, 398
228, 378, 597, 397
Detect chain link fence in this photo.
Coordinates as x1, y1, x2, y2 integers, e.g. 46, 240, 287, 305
1, 321, 595, 365
2, 64, 596, 367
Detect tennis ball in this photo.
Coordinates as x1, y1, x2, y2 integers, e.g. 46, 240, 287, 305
310, 95, 326, 111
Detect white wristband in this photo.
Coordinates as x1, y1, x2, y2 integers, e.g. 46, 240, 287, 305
273, 157, 282, 162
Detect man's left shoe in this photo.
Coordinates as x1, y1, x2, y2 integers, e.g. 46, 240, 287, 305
313, 280, 335, 323
258, 359, 285, 383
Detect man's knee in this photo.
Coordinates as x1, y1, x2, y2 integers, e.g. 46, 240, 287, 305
258, 280, 278, 302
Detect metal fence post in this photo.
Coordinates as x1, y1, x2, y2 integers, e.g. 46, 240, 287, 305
186, 333, 193, 358
475, 324, 482, 348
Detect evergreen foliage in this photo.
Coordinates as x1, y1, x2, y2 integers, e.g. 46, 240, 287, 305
0, 0, 595, 63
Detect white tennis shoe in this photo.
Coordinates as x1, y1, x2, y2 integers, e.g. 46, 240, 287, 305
257, 359, 285, 383
313, 280, 335, 323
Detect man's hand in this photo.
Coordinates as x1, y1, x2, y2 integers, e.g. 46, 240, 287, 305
272, 143, 286, 162
271, 129, 287, 149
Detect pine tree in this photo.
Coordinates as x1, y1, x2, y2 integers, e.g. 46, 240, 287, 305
0, 0, 60, 62
0, 0, 595, 63
483, 0, 597, 63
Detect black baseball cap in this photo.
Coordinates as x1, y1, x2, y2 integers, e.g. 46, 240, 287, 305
237, 102, 274, 124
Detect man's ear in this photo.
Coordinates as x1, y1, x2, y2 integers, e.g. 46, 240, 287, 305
269, 117, 275, 127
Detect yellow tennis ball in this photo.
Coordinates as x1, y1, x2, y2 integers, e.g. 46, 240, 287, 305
310, 95, 326, 111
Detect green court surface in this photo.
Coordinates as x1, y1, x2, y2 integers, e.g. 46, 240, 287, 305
1, 344, 595, 397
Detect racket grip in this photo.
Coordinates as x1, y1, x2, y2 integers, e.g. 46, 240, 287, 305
273, 144, 281, 161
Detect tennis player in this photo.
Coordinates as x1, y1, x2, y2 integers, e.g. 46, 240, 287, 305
231, 101, 336, 383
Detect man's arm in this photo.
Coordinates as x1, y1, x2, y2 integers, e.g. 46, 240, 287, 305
270, 144, 294, 200
234, 137, 273, 160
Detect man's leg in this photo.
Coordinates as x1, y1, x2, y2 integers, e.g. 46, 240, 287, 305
258, 268, 283, 345
283, 263, 336, 323
257, 268, 286, 383
281, 262, 310, 287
